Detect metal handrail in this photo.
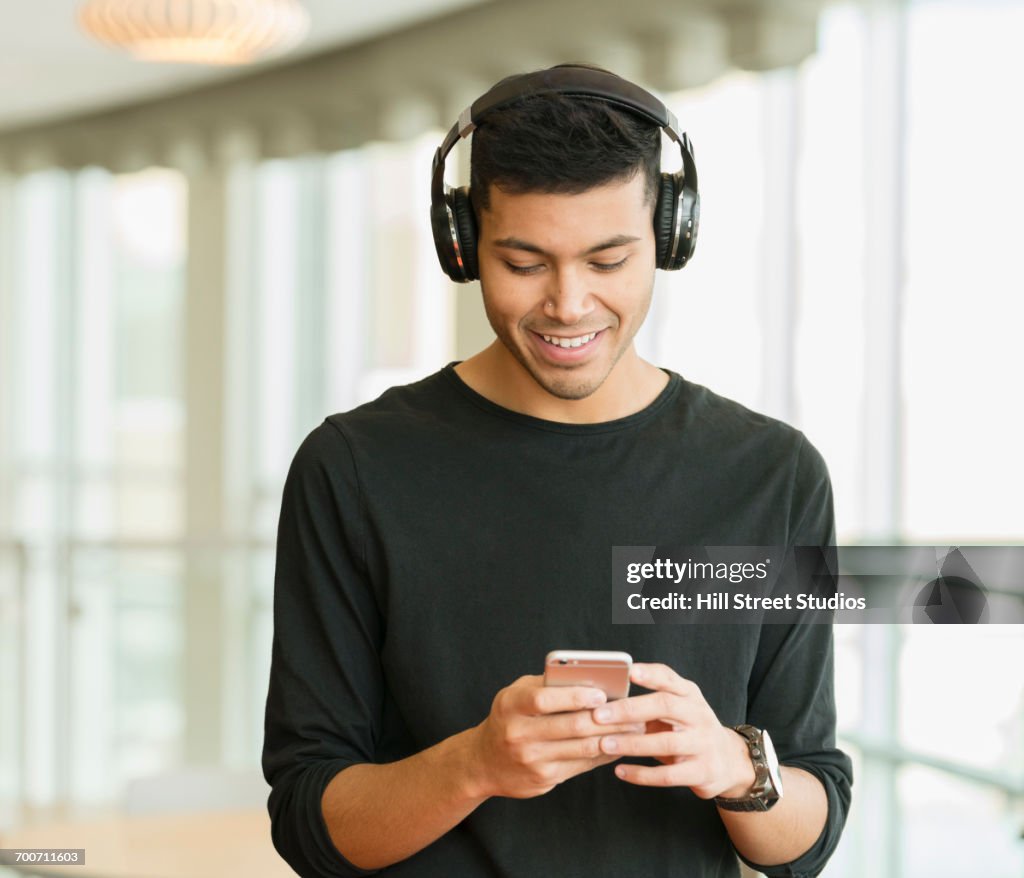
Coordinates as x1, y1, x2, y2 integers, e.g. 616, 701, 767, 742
839, 730, 1024, 801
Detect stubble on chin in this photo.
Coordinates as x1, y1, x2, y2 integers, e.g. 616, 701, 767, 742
500, 326, 631, 402
528, 369, 602, 401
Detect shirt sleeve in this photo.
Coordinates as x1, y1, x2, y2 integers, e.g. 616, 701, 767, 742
737, 434, 854, 878
261, 420, 384, 877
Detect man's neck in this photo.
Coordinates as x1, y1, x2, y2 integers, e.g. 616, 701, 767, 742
454, 343, 669, 424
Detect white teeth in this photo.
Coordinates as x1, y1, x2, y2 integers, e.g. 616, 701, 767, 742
541, 332, 597, 348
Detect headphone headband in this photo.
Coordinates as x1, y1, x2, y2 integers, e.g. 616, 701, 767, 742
430, 65, 700, 281
471, 66, 682, 138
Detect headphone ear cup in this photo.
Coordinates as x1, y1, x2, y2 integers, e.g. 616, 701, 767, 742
674, 181, 699, 270
452, 187, 480, 282
654, 173, 679, 270
654, 172, 699, 271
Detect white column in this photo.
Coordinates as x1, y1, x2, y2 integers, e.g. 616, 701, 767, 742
0, 166, 21, 811
183, 163, 228, 764
757, 67, 801, 423
0, 169, 13, 534
52, 171, 78, 805
293, 155, 328, 432
861, 1, 908, 540
857, 5, 909, 877
324, 150, 369, 413
12, 169, 75, 807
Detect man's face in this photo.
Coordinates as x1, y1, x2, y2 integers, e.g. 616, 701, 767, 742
476, 173, 657, 403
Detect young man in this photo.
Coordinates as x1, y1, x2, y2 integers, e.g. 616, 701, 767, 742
263, 65, 852, 877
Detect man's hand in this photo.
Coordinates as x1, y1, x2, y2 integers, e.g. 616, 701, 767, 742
467, 674, 645, 799
590, 662, 756, 799
320, 676, 638, 871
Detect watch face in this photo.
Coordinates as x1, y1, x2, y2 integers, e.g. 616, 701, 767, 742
762, 730, 784, 797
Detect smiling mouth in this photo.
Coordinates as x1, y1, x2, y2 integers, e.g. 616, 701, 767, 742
538, 331, 600, 349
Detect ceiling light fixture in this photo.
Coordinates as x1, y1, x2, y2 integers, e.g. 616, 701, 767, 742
77, 0, 310, 66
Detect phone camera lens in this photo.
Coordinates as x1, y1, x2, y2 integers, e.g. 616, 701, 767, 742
559, 659, 568, 665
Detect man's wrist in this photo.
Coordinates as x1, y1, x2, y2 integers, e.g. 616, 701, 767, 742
716, 726, 758, 799
443, 725, 494, 804
714, 725, 785, 812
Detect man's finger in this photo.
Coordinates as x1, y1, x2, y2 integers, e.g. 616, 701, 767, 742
533, 712, 645, 741
613, 760, 703, 788
521, 736, 624, 764
530, 685, 610, 715
599, 730, 688, 758
503, 679, 607, 716
592, 691, 687, 725
630, 662, 698, 697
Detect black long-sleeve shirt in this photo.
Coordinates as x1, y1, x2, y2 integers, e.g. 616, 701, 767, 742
262, 364, 853, 877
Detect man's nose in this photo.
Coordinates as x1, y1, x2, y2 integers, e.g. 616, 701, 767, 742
545, 268, 595, 325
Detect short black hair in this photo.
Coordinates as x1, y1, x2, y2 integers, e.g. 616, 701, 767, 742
469, 69, 662, 217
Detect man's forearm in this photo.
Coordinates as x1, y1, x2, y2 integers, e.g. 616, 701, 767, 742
718, 766, 828, 868
320, 727, 489, 871
319, 675, 639, 871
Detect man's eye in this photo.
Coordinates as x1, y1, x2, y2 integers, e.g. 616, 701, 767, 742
591, 258, 629, 273
504, 262, 545, 275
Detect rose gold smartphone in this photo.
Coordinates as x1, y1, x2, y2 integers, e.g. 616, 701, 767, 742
543, 650, 633, 701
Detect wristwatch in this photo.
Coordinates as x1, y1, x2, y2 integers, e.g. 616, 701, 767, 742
714, 724, 784, 812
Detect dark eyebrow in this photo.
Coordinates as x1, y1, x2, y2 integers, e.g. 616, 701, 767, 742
492, 234, 641, 257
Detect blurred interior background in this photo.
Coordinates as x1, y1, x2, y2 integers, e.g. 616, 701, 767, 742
0, 0, 1022, 876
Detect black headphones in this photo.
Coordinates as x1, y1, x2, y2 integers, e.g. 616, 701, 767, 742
429, 64, 700, 283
